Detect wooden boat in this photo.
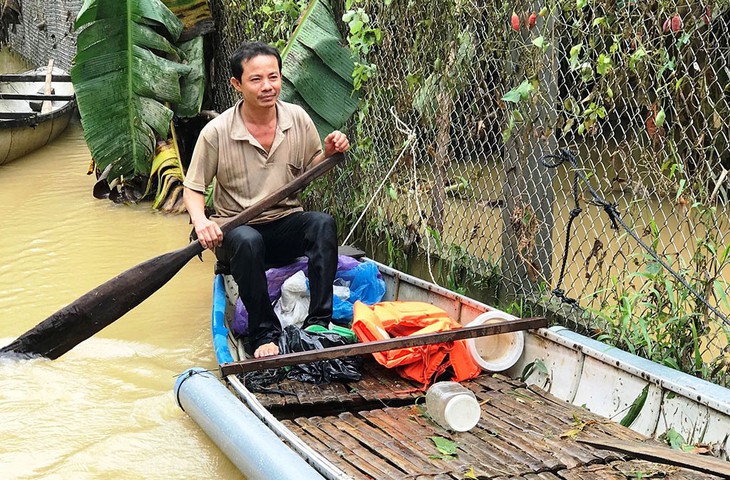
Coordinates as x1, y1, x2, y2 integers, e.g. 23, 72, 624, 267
0, 61, 75, 166
176, 255, 730, 479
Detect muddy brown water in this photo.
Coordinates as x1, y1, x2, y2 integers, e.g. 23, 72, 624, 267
1, 50, 242, 479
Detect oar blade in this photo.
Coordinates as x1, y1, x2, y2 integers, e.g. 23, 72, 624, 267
1, 242, 202, 359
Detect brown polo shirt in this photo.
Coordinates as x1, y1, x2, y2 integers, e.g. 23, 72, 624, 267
183, 100, 323, 224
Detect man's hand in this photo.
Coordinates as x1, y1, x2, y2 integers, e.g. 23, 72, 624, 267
193, 217, 223, 250
184, 187, 223, 250
323, 130, 349, 158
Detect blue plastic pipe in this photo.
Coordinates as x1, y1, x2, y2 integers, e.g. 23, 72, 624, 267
174, 368, 325, 480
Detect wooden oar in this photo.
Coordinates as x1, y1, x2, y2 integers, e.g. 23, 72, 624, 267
41, 59, 54, 114
0, 153, 345, 360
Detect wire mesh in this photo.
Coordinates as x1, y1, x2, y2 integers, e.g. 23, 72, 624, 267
212, 0, 730, 385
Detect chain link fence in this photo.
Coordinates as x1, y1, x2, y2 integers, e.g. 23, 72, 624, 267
211, 0, 730, 385
4, 0, 81, 71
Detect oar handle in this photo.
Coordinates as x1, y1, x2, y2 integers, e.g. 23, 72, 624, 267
219, 153, 345, 235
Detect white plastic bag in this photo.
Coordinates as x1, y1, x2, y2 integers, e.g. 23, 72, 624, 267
274, 271, 351, 328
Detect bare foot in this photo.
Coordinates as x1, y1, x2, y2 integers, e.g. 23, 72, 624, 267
253, 342, 280, 358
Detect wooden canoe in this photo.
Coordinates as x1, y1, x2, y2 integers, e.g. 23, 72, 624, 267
197, 255, 730, 479
0, 64, 75, 166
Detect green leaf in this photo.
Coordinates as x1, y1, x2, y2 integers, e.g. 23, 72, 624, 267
620, 385, 649, 427
280, 0, 359, 142
430, 436, 458, 456
72, 0, 190, 181
655, 108, 666, 128
175, 36, 205, 117
596, 54, 612, 76
569, 44, 582, 68
387, 185, 397, 200
502, 89, 520, 103
629, 47, 646, 71
516, 80, 534, 99
502, 89, 521, 103
664, 428, 686, 450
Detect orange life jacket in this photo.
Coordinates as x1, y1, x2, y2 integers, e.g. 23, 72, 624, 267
352, 301, 480, 387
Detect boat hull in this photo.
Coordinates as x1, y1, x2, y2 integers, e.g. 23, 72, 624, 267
0, 67, 75, 166
0, 109, 73, 165
179, 257, 730, 478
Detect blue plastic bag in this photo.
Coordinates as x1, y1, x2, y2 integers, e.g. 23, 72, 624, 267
332, 261, 386, 323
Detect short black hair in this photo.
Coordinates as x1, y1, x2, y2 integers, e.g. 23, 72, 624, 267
230, 42, 282, 80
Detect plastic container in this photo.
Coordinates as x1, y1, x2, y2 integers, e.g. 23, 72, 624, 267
425, 381, 481, 432
465, 311, 525, 372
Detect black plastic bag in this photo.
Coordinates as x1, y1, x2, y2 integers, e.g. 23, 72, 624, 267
279, 325, 362, 384
242, 325, 362, 392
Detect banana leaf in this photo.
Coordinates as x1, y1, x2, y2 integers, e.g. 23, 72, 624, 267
161, 0, 214, 41
72, 0, 192, 181
280, 0, 359, 142
145, 142, 182, 204
176, 36, 206, 117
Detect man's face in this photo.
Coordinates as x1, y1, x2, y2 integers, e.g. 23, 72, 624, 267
231, 54, 281, 109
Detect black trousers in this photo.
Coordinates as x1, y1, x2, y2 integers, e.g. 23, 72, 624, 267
216, 211, 337, 350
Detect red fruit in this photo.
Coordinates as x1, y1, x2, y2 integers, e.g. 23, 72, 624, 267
527, 12, 537, 29
662, 17, 671, 33
511, 12, 520, 31
671, 14, 682, 32
702, 6, 712, 25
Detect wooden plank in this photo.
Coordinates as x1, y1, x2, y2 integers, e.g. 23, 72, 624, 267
359, 359, 420, 399
220, 316, 547, 375
281, 419, 366, 479
0, 93, 75, 101
470, 410, 566, 471
524, 472, 563, 479
337, 412, 442, 475
526, 384, 645, 442
577, 437, 730, 478
309, 415, 407, 478
558, 463, 625, 480
480, 393, 592, 469
610, 459, 725, 480
293, 416, 383, 478
0, 74, 72, 82
358, 409, 455, 473
454, 428, 528, 476
41, 59, 54, 114
378, 406, 500, 478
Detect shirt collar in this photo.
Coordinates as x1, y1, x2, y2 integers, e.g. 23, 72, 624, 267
229, 99, 293, 141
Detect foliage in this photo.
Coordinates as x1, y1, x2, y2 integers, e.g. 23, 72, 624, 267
215, 0, 730, 385
161, 0, 214, 39
280, 0, 359, 141
72, 0, 190, 182
619, 384, 649, 427
176, 36, 206, 118
584, 202, 730, 384
145, 137, 186, 213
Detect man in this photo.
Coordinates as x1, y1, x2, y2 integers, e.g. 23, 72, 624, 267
183, 42, 349, 358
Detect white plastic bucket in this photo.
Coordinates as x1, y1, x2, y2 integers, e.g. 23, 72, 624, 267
465, 311, 525, 372
425, 381, 481, 432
